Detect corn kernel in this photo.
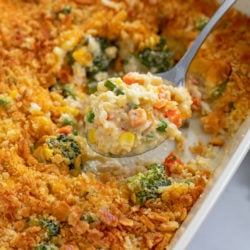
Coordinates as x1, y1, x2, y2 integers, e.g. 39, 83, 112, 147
119, 132, 135, 148
33, 146, 46, 163
88, 129, 96, 144
44, 146, 53, 161
71, 108, 79, 116
71, 155, 82, 176
60, 30, 82, 50
72, 47, 93, 67
114, 78, 123, 86
74, 155, 82, 169
59, 107, 79, 116
146, 110, 154, 122
9, 90, 18, 99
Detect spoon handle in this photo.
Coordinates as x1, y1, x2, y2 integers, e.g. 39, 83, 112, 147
158, 0, 236, 86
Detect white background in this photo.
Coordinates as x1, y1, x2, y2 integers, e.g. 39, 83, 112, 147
188, 151, 250, 250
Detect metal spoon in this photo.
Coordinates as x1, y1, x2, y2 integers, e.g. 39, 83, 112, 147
157, 0, 236, 86
88, 0, 236, 166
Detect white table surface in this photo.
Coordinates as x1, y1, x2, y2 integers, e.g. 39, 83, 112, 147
187, 150, 250, 250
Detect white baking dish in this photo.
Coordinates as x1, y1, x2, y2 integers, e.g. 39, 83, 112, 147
169, 1, 250, 249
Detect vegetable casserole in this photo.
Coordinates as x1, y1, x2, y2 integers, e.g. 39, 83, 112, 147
0, 0, 249, 249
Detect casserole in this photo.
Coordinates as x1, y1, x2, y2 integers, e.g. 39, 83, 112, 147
0, 0, 249, 249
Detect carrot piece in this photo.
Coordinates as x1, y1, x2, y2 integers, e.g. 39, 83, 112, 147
58, 125, 73, 134
164, 152, 183, 175
191, 96, 202, 111
165, 109, 182, 128
122, 72, 145, 85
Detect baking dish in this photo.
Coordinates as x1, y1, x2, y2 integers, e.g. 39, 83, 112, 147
169, 117, 250, 249
169, 1, 250, 248
0, 0, 249, 249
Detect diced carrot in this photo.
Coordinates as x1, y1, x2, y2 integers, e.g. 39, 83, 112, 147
122, 72, 145, 85
165, 109, 182, 128
128, 108, 147, 128
58, 125, 73, 134
192, 96, 202, 111
164, 152, 183, 175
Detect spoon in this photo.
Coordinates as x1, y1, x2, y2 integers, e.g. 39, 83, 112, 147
157, 0, 236, 86
87, 0, 236, 165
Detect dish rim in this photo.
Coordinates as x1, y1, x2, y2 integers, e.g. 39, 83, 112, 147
169, 116, 250, 249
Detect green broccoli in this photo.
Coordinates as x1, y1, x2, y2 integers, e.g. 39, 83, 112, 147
196, 18, 208, 31
35, 243, 58, 250
89, 54, 111, 75
49, 79, 76, 99
62, 118, 75, 127
47, 134, 81, 169
65, 50, 75, 66
212, 81, 228, 99
127, 163, 171, 205
39, 218, 60, 240
0, 96, 11, 108
85, 37, 118, 94
58, 6, 72, 16
61, 84, 76, 99
88, 38, 114, 74
138, 37, 173, 73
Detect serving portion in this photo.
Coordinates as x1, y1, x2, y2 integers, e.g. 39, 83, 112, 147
85, 72, 192, 156
0, 0, 249, 249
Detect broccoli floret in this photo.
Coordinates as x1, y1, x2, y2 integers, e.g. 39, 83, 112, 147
58, 6, 72, 16
86, 81, 98, 94
127, 163, 171, 205
90, 37, 114, 73
61, 84, 76, 99
86, 54, 111, 79
62, 118, 75, 126
138, 37, 173, 73
39, 218, 60, 240
47, 134, 81, 169
196, 18, 208, 31
0, 95, 11, 108
85, 37, 117, 94
98, 37, 113, 51
49, 79, 76, 99
36, 243, 58, 250
65, 50, 75, 66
